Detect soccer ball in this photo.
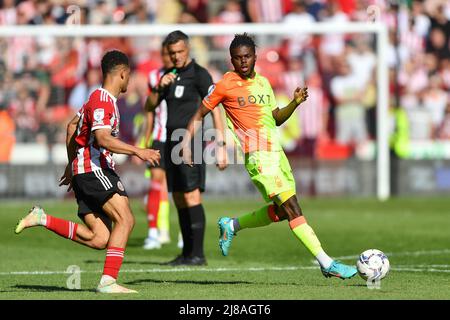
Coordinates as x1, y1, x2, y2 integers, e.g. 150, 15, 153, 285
356, 249, 390, 281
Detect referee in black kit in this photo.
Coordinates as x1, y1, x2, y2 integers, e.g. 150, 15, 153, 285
146, 30, 228, 266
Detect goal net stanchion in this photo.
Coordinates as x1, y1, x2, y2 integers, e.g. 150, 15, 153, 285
0, 22, 390, 200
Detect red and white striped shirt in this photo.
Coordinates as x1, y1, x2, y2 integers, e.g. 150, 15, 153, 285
148, 68, 167, 142
299, 87, 328, 139
72, 88, 120, 175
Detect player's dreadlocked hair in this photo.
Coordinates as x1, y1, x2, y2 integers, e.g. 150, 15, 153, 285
229, 33, 256, 54
101, 50, 129, 76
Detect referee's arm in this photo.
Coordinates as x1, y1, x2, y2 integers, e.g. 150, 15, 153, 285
145, 72, 177, 112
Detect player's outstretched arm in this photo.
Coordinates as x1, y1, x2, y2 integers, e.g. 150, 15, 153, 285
59, 114, 80, 191
94, 128, 160, 166
211, 108, 228, 171
182, 104, 211, 166
272, 87, 308, 126
143, 108, 155, 148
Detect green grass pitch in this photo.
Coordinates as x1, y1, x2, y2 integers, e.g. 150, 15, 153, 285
0, 197, 449, 300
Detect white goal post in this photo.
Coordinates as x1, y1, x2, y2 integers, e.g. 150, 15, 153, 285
0, 22, 390, 200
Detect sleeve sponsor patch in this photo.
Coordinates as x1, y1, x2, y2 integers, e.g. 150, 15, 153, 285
205, 84, 216, 101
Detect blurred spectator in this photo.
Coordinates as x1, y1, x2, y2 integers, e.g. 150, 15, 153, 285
426, 27, 450, 59
282, 0, 315, 59
406, 100, 433, 141
346, 36, 376, 99
7, 82, 40, 143
361, 70, 377, 139
211, 0, 245, 50
156, 0, 182, 23
89, 0, 114, 25
0, 109, 15, 162
422, 74, 448, 138
438, 102, 450, 139
278, 57, 305, 98
180, 0, 209, 23
330, 57, 367, 146
0, 0, 17, 25
318, 1, 349, 57
254, 47, 286, 89
117, 74, 144, 145
124, 0, 153, 24
68, 68, 102, 113
247, 0, 289, 22
399, 55, 429, 95
177, 10, 210, 67
440, 58, 450, 90
295, 72, 330, 157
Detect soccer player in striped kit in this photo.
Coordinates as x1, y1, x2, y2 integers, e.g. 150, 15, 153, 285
182, 33, 357, 280
15, 50, 161, 293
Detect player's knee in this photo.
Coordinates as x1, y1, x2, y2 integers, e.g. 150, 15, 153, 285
114, 209, 135, 232
281, 200, 302, 220
183, 191, 201, 206
91, 233, 109, 250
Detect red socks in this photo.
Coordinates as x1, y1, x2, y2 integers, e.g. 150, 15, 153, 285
147, 181, 161, 229
45, 215, 78, 240
103, 247, 125, 279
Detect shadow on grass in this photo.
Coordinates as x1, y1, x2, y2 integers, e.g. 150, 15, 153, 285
12, 285, 93, 293
125, 278, 253, 286
84, 259, 164, 266
346, 284, 371, 287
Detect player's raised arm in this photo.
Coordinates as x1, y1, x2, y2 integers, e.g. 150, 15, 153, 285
272, 87, 308, 126
145, 72, 177, 111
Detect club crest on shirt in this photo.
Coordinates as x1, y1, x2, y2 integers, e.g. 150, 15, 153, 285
117, 181, 125, 192
174, 85, 185, 98
93, 108, 105, 122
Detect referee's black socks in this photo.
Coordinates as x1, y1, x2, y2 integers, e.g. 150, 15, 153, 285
177, 207, 192, 257
188, 204, 206, 258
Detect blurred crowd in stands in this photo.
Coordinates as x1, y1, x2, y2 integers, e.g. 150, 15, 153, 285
0, 0, 449, 162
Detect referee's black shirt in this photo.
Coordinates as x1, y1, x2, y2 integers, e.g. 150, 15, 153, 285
159, 59, 213, 133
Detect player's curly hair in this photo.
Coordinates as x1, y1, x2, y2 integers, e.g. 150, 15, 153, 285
229, 33, 256, 54
101, 50, 129, 76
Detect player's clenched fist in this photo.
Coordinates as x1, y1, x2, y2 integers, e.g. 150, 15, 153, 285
294, 87, 308, 105
136, 148, 160, 166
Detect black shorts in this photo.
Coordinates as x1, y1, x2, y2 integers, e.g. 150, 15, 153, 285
72, 169, 128, 218
165, 139, 206, 193
148, 140, 166, 170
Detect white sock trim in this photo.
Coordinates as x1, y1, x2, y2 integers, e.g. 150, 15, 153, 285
315, 250, 333, 269
100, 275, 116, 286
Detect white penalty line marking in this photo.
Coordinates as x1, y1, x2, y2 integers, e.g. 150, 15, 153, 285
1, 265, 449, 276
329, 249, 450, 262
